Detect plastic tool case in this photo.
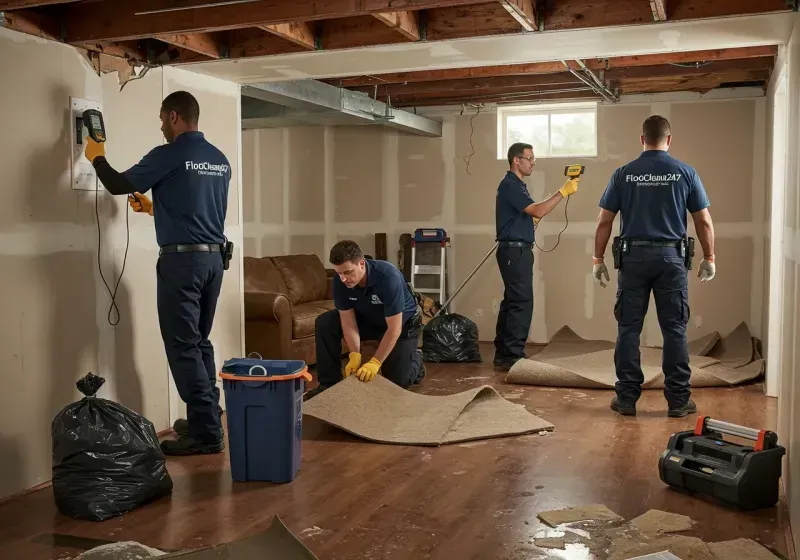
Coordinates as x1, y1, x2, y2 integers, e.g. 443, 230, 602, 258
659, 416, 785, 510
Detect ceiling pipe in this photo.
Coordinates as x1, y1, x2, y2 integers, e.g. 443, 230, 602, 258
561, 60, 618, 103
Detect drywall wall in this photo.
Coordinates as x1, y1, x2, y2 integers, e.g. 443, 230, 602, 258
775, 16, 800, 560
243, 94, 767, 348
0, 27, 243, 501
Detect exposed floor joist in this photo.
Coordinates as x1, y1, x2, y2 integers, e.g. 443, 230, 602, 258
371, 11, 422, 41
260, 22, 318, 50
500, 0, 537, 31
650, 0, 668, 21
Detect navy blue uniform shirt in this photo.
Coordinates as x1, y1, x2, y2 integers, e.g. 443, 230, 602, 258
333, 259, 418, 328
123, 131, 231, 247
599, 150, 710, 241
496, 171, 535, 243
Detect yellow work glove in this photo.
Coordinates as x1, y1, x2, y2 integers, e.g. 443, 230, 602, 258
355, 358, 382, 382
558, 178, 579, 198
343, 352, 361, 377
84, 136, 105, 163
129, 192, 153, 215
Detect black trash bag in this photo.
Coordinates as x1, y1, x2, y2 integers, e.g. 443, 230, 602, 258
52, 372, 173, 522
421, 310, 482, 363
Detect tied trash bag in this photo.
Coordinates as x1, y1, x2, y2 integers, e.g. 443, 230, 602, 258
52, 373, 173, 521
421, 310, 482, 363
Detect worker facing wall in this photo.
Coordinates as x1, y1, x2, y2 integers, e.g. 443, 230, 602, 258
242, 95, 767, 349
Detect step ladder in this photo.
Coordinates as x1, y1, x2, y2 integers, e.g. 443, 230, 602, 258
410, 228, 449, 303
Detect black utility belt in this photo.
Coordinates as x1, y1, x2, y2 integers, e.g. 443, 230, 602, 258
160, 241, 235, 271
497, 240, 533, 248
611, 236, 695, 270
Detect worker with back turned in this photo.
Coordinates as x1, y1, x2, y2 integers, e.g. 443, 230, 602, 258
592, 115, 716, 418
493, 142, 580, 371
84, 91, 231, 455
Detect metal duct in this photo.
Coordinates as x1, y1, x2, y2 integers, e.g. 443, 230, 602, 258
241, 79, 442, 137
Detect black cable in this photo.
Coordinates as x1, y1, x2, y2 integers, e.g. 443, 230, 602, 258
534, 195, 570, 253
95, 184, 131, 326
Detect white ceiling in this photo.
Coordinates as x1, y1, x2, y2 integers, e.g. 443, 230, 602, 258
177, 12, 798, 85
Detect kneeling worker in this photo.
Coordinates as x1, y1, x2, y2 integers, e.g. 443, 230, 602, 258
84, 91, 231, 456
306, 240, 425, 399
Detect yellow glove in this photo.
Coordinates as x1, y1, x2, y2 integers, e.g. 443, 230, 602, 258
129, 192, 153, 215
355, 358, 381, 382
84, 137, 105, 163
344, 352, 361, 377
558, 178, 579, 198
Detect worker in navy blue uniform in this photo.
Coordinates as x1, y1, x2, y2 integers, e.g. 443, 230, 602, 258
493, 142, 580, 370
84, 91, 231, 455
306, 240, 425, 400
593, 115, 716, 418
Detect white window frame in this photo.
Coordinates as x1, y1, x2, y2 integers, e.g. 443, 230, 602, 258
497, 101, 599, 160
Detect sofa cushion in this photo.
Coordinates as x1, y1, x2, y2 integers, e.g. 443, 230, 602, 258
244, 256, 288, 295
272, 254, 328, 305
292, 301, 336, 339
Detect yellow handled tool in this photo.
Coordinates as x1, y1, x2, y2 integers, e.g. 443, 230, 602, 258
565, 164, 585, 179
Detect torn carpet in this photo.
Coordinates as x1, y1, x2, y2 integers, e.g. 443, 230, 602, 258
505, 322, 764, 390
303, 375, 553, 446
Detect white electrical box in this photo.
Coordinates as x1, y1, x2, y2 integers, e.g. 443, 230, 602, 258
70, 96, 102, 191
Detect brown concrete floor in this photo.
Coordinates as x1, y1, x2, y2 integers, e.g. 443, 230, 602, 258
0, 343, 791, 559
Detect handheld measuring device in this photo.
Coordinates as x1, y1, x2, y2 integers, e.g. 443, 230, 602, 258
81, 109, 106, 143
564, 164, 585, 179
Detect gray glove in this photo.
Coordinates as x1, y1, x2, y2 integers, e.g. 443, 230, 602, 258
698, 259, 715, 282
593, 262, 610, 287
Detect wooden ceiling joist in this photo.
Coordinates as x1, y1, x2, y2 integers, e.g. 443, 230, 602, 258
330, 45, 778, 87
649, 0, 668, 21
371, 11, 422, 41
62, 0, 484, 43
0, 0, 76, 9
260, 22, 318, 50
499, 0, 537, 31
155, 32, 225, 59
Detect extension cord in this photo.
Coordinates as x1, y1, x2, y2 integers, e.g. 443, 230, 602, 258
95, 184, 131, 326
534, 195, 570, 253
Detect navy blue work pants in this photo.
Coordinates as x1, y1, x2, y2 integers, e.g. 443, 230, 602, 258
156, 251, 224, 443
315, 309, 423, 389
614, 245, 691, 408
494, 244, 534, 362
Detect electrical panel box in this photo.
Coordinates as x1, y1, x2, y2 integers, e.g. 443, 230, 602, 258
70, 96, 102, 191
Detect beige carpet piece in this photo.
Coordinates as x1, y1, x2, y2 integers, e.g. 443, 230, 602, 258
708, 538, 782, 560
631, 510, 695, 535
303, 375, 553, 446
608, 534, 716, 560
506, 322, 765, 389
537, 504, 624, 527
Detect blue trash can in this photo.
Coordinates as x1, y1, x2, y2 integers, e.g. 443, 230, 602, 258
219, 358, 310, 483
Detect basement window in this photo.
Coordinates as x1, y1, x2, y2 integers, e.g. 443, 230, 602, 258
497, 101, 598, 159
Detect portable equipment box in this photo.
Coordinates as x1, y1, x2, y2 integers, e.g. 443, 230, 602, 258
220, 358, 311, 483
658, 416, 785, 510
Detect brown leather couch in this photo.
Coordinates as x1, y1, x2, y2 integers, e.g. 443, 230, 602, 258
244, 254, 337, 365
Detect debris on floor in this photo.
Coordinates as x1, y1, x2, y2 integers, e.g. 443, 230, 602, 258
530, 504, 782, 560
75, 542, 165, 559
630, 510, 695, 535
537, 504, 624, 527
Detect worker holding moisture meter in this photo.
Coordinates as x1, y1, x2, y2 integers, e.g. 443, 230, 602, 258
83, 91, 233, 456
593, 115, 716, 418
492, 143, 581, 371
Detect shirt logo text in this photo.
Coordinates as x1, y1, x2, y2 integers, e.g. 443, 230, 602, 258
185, 161, 230, 177
625, 173, 682, 186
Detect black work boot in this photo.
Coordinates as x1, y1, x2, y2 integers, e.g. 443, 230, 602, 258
414, 349, 426, 384
610, 396, 636, 416
160, 436, 224, 456
173, 406, 224, 437
668, 399, 697, 418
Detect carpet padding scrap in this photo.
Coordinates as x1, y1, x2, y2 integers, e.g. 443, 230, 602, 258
506, 322, 764, 389
303, 375, 553, 446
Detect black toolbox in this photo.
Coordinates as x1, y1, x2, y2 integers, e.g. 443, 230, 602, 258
658, 416, 785, 510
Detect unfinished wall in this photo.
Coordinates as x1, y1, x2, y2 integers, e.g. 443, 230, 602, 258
776, 17, 800, 560
0, 27, 243, 501
243, 94, 766, 348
